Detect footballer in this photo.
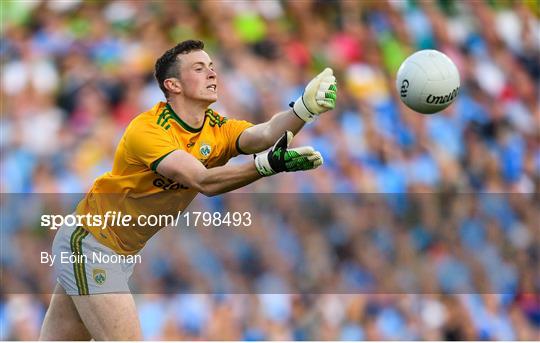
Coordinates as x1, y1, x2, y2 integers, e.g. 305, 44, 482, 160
39, 40, 337, 340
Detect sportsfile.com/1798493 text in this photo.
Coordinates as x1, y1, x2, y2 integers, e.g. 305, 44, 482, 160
40, 211, 252, 230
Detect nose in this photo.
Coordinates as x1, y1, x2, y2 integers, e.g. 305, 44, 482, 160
208, 69, 216, 79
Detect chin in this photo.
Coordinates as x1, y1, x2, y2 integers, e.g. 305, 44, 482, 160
192, 92, 217, 105
203, 94, 218, 104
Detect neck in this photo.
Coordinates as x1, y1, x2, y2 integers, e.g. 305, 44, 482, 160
167, 98, 208, 129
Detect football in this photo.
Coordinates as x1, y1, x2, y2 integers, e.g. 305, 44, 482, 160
396, 49, 460, 114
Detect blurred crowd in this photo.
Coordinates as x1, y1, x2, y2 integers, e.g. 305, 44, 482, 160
2, 192, 539, 340
1, 0, 539, 340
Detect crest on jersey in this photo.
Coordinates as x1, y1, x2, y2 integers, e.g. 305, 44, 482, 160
93, 268, 106, 285
199, 143, 212, 158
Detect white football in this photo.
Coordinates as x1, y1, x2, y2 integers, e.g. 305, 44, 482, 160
396, 49, 460, 114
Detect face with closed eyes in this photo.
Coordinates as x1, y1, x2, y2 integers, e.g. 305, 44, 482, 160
166, 50, 217, 105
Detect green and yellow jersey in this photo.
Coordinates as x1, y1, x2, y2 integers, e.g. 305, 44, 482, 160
76, 101, 253, 255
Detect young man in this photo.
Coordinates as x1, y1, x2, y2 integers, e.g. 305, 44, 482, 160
39, 40, 337, 340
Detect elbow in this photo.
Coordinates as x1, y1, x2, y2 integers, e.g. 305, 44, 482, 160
199, 186, 220, 197
194, 181, 220, 197
184, 169, 223, 197
169, 174, 219, 197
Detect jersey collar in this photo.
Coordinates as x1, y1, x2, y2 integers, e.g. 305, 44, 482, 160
165, 103, 205, 133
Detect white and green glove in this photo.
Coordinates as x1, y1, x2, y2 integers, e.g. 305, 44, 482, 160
292, 67, 337, 123
254, 131, 323, 176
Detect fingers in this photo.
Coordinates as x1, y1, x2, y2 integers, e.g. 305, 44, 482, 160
319, 81, 336, 93
316, 89, 336, 108
289, 146, 315, 155
317, 73, 337, 110
318, 78, 336, 96
316, 89, 336, 100
307, 151, 323, 168
288, 147, 324, 170
317, 98, 336, 109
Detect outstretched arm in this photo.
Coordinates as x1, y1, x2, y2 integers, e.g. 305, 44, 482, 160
236, 109, 304, 154
237, 68, 338, 154
157, 132, 323, 196
157, 150, 261, 196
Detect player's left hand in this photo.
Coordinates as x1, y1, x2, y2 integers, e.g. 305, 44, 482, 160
292, 67, 337, 123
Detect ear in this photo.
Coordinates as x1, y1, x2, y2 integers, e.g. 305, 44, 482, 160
164, 78, 182, 95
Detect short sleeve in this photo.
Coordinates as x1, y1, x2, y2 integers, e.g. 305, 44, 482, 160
223, 118, 254, 158
124, 120, 178, 171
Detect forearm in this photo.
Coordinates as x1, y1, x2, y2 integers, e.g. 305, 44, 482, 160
263, 109, 305, 140
239, 109, 305, 153
157, 150, 262, 197
197, 161, 262, 196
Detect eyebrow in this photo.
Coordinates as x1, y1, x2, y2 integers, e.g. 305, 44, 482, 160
192, 62, 214, 67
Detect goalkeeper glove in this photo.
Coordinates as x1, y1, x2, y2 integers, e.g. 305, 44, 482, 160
292, 67, 337, 123
254, 131, 323, 176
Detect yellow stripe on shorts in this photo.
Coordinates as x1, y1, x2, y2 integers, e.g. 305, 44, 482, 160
70, 226, 89, 295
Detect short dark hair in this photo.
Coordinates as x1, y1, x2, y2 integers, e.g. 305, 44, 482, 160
154, 40, 205, 98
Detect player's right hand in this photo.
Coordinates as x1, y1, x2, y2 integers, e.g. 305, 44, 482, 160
254, 131, 323, 176
292, 67, 337, 123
